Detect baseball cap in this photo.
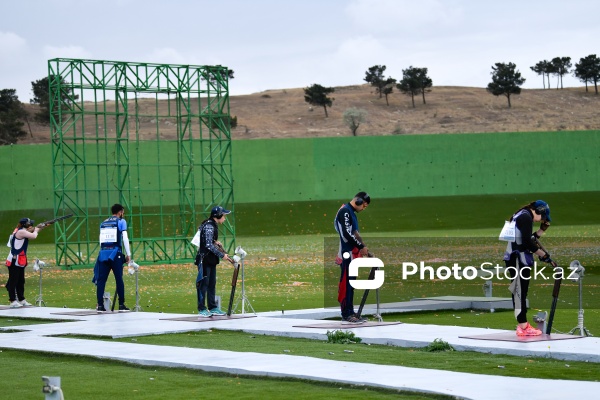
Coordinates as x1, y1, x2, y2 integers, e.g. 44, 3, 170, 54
210, 206, 231, 218
19, 218, 34, 226
533, 200, 551, 222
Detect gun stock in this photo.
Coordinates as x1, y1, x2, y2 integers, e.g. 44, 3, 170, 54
356, 266, 377, 318
227, 263, 240, 316
534, 238, 562, 334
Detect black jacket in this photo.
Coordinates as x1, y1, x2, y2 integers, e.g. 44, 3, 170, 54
195, 219, 224, 266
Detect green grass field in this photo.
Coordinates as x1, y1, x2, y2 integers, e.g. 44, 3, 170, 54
1, 192, 599, 398
1, 349, 452, 400
3, 191, 599, 242
6, 223, 598, 320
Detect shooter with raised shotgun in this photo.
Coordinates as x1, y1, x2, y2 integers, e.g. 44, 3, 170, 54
5, 217, 48, 307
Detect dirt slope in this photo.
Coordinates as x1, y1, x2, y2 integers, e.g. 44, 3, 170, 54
17, 85, 600, 144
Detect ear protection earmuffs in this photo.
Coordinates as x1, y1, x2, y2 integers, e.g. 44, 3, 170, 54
534, 205, 547, 217
354, 192, 370, 206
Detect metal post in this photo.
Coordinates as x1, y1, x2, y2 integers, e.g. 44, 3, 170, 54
34, 259, 46, 307
241, 259, 245, 314
42, 376, 63, 400
133, 269, 142, 312
375, 285, 383, 322
568, 260, 592, 336
232, 246, 255, 315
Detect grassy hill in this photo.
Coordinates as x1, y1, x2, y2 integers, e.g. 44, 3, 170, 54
18, 84, 600, 144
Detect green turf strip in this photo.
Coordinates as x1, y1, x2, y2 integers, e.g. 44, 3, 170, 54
52, 325, 600, 382
0, 348, 452, 400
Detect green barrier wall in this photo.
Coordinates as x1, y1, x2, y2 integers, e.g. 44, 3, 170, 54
0, 141, 222, 211
234, 130, 599, 202
0, 144, 54, 210
1, 130, 598, 212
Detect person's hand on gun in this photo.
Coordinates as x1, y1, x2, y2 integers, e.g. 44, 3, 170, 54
539, 252, 553, 264
223, 254, 234, 264
214, 241, 226, 253
359, 247, 370, 257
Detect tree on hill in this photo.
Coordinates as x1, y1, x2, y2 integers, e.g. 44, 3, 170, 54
397, 69, 420, 108
530, 60, 552, 89
397, 66, 432, 108
381, 77, 396, 106
303, 84, 334, 117
342, 107, 368, 136
0, 89, 28, 145
486, 62, 525, 108
416, 67, 433, 105
31, 75, 79, 124
551, 57, 572, 89
203, 68, 235, 83
574, 54, 600, 94
364, 65, 390, 99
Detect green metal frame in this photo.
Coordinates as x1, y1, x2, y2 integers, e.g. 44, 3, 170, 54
48, 58, 234, 268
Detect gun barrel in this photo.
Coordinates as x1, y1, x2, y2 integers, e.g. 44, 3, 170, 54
42, 214, 74, 226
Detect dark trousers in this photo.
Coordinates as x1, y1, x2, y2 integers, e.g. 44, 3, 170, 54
6, 262, 25, 302
197, 263, 218, 311
506, 258, 532, 324
339, 257, 355, 319
96, 255, 125, 306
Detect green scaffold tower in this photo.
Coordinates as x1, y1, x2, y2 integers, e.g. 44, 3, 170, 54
48, 58, 234, 268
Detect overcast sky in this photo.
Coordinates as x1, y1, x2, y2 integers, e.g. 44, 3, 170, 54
2, 0, 599, 102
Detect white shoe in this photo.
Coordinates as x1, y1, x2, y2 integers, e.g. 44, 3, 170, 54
19, 299, 32, 306
9, 301, 23, 308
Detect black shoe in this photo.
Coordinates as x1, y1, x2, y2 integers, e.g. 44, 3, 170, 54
352, 313, 368, 323
118, 304, 130, 312
97, 305, 107, 313
342, 315, 365, 324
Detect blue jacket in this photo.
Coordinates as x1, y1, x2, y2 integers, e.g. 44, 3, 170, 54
334, 203, 364, 254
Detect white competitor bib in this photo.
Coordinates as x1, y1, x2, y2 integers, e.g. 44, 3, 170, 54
100, 227, 118, 244
191, 230, 200, 247
499, 220, 516, 242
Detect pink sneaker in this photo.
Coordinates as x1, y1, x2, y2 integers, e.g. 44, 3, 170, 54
516, 322, 542, 336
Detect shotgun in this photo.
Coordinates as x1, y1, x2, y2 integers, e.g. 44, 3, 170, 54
41, 214, 74, 227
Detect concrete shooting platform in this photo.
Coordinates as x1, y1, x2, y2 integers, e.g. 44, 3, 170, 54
0, 301, 598, 400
